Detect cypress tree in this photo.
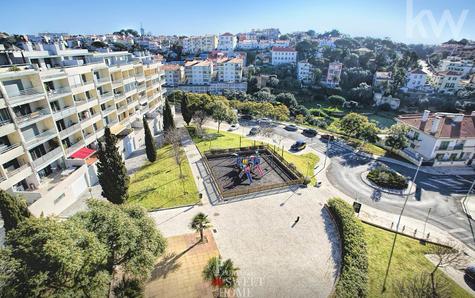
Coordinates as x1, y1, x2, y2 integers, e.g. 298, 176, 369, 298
143, 117, 157, 162
163, 99, 175, 132
97, 127, 129, 204
0, 190, 31, 232
181, 94, 193, 126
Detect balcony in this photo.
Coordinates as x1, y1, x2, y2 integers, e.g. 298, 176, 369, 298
32, 147, 63, 169
114, 92, 125, 101
0, 164, 33, 190
83, 131, 96, 145
117, 105, 127, 113
59, 123, 81, 139
111, 79, 123, 87
65, 140, 85, 156
94, 77, 111, 85
99, 92, 114, 103
46, 87, 71, 100
0, 143, 24, 163
70, 81, 95, 94
123, 77, 136, 85
6, 87, 45, 106
135, 74, 145, 81
53, 106, 77, 120
0, 120, 16, 136
101, 106, 115, 115
24, 129, 57, 149
137, 84, 146, 92
16, 109, 51, 127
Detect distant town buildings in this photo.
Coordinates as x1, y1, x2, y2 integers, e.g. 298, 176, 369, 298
218, 33, 237, 52
297, 61, 314, 85
439, 56, 474, 77
326, 62, 343, 87
271, 47, 297, 65
431, 71, 462, 94
405, 69, 427, 90
183, 35, 218, 54
162, 64, 184, 86
372, 71, 393, 89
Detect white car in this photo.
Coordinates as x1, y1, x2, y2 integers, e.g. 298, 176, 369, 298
229, 123, 240, 131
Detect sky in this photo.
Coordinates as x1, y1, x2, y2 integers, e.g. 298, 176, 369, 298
1, 0, 474, 44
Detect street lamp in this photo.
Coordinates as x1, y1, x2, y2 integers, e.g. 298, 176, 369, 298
463, 179, 475, 219
382, 157, 423, 292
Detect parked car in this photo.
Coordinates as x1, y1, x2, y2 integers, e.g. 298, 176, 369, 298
249, 127, 260, 135
257, 118, 272, 126
290, 140, 307, 151
240, 114, 253, 121
320, 134, 335, 141
229, 123, 240, 131
465, 265, 475, 281
302, 128, 317, 137
284, 124, 298, 131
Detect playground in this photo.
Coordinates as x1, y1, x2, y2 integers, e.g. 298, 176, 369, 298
203, 146, 303, 199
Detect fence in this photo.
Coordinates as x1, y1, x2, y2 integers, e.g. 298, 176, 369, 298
202, 145, 304, 200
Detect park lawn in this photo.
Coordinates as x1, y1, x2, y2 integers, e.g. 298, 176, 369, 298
364, 223, 471, 297
128, 144, 199, 210
368, 113, 397, 129
191, 128, 320, 183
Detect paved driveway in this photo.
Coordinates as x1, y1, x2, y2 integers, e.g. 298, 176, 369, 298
150, 187, 340, 298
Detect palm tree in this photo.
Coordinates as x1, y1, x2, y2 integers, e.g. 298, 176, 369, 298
203, 256, 239, 297
190, 212, 211, 242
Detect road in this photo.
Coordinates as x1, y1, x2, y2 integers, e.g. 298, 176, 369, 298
240, 119, 475, 249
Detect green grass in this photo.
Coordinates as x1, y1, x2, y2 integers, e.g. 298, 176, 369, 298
368, 114, 397, 129
365, 223, 472, 297
190, 128, 320, 184
128, 145, 199, 210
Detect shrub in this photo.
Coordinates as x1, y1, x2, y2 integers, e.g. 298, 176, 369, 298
367, 168, 408, 190
327, 198, 368, 298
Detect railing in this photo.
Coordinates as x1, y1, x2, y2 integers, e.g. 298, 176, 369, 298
59, 123, 81, 138
53, 106, 77, 119
16, 109, 50, 125
65, 140, 85, 156
46, 87, 71, 99
7, 87, 44, 104
114, 93, 125, 100
32, 147, 63, 168
0, 119, 12, 127
99, 92, 114, 103
0, 143, 20, 155
94, 77, 110, 84
117, 105, 127, 113
5, 164, 30, 178
102, 106, 115, 115
25, 129, 56, 148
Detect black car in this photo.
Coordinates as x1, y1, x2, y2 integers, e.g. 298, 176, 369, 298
240, 114, 253, 121
249, 127, 260, 135
284, 124, 298, 131
320, 134, 335, 141
465, 265, 475, 281
290, 140, 307, 151
302, 128, 317, 137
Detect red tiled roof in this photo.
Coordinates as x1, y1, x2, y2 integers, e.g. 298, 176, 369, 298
397, 113, 475, 138
271, 46, 296, 52
221, 32, 233, 36
410, 69, 427, 75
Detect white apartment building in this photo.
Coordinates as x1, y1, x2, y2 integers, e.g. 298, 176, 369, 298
183, 35, 218, 54
405, 69, 427, 90
397, 110, 475, 167
326, 62, 343, 87
431, 71, 462, 94
439, 56, 474, 77
162, 64, 184, 86
297, 61, 314, 85
236, 39, 259, 50
218, 33, 237, 52
271, 47, 297, 65
0, 43, 166, 216
216, 58, 243, 83
184, 60, 213, 85
372, 71, 393, 88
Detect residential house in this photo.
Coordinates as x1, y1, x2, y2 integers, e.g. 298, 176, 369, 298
218, 33, 237, 52
297, 61, 314, 85
271, 47, 297, 65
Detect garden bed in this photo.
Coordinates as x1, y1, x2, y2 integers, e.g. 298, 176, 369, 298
367, 167, 408, 190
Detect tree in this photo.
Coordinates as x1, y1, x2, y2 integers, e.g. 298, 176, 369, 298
275, 93, 298, 109
429, 245, 463, 297
328, 95, 346, 107
143, 117, 157, 162
163, 99, 175, 131
72, 200, 166, 294
394, 272, 450, 298
360, 122, 380, 143
339, 112, 369, 138
203, 256, 239, 298
211, 101, 235, 133
181, 94, 193, 126
347, 82, 373, 106
0, 217, 110, 297
92, 40, 108, 48
190, 212, 212, 242
193, 110, 208, 134
385, 124, 409, 152
97, 127, 129, 204
253, 89, 275, 102
0, 190, 31, 233
164, 128, 185, 180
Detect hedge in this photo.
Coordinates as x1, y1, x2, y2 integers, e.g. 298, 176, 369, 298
327, 198, 368, 298
367, 168, 408, 190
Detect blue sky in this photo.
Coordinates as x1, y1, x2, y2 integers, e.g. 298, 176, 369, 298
1, 0, 473, 44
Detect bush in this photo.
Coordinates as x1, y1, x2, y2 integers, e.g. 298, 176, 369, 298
327, 198, 368, 298
367, 168, 408, 190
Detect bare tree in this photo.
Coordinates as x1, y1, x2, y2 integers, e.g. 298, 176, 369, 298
429, 245, 464, 296
394, 272, 450, 298
165, 128, 184, 180
193, 110, 208, 135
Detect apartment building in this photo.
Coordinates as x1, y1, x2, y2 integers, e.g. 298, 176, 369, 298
0, 43, 166, 216
326, 62, 343, 87
218, 33, 237, 52
297, 61, 315, 85
183, 60, 214, 85
182, 35, 218, 54
431, 71, 462, 94
216, 58, 243, 83
439, 56, 474, 77
405, 69, 427, 90
372, 71, 393, 88
271, 47, 297, 65
396, 110, 475, 167
162, 64, 184, 86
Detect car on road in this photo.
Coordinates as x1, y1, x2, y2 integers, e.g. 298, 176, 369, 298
240, 114, 253, 121
257, 118, 272, 126
229, 123, 240, 131
320, 134, 335, 141
249, 127, 260, 135
290, 140, 307, 151
302, 128, 317, 137
465, 265, 475, 281
284, 124, 298, 131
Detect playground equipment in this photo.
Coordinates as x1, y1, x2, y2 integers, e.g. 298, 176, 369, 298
235, 151, 264, 184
